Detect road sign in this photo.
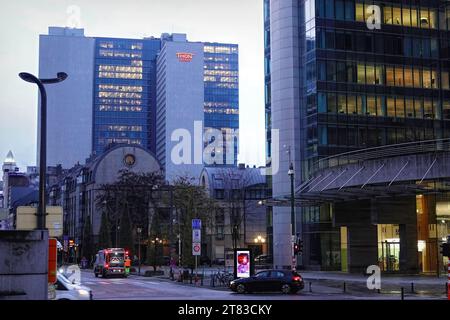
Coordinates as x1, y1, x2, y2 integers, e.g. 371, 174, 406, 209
192, 242, 201, 256
192, 229, 201, 242
192, 219, 201, 230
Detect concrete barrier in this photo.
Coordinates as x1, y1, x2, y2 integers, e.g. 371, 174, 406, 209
0, 230, 49, 300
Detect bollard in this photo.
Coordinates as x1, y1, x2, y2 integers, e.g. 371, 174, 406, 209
190, 274, 193, 284
410, 282, 415, 293
212, 274, 215, 287
343, 282, 346, 293
401, 287, 404, 300
377, 288, 381, 294
309, 282, 312, 292
446, 283, 448, 295
201, 273, 204, 286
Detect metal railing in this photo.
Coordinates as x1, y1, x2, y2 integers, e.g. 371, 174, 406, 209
312, 138, 450, 173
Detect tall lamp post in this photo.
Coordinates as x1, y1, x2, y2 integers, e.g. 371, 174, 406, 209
288, 160, 296, 270
137, 227, 142, 275
19, 72, 67, 229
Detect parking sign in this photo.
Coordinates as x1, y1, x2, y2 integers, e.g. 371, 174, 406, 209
192, 219, 201, 230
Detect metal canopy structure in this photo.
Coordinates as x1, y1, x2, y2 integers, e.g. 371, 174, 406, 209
263, 139, 450, 207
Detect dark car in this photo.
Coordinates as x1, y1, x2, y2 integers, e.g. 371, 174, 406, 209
229, 269, 304, 294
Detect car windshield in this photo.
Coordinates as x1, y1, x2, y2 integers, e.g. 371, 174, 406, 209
58, 272, 73, 285
255, 271, 270, 278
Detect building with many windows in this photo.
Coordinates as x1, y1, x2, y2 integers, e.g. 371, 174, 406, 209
203, 43, 239, 166
266, 0, 450, 273
39, 27, 238, 179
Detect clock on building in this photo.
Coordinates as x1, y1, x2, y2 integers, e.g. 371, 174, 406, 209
124, 154, 136, 167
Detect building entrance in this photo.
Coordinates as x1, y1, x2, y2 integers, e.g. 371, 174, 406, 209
377, 224, 400, 272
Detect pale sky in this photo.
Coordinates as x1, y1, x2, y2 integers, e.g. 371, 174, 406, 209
0, 0, 265, 172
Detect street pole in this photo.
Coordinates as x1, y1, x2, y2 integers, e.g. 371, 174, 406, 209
288, 161, 296, 270
19, 72, 67, 230
137, 227, 142, 275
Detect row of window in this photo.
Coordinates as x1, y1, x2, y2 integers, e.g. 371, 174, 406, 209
98, 105, 143, 112
99, 42, 143, 50
315, 92, 450, 119
97, 125, 143, 132
316, 60, 449, 89
96, 138, 143, 146
316, 28, 440, 58
204, 46, 238, 54
98, 92, 142, 99
356, 2, 438, 28
99, 50, 143, 59
317, 0, 450, 30
204, 101, 238, 108
98, 84, 143, 92
204, 70, 238, 76
315, 125, 441, 147
98, 98, 142, 105
204, 108, 239, 115
203, 76, 238, 83
98, 72, 143, 79
98, 65, 143, 73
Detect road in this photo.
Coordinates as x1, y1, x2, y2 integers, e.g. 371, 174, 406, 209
78, 271, 445, 300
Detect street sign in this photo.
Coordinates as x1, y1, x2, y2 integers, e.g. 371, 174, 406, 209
192, 242, 201, 256
192, 229, 201, 242
192, 219, 201, 230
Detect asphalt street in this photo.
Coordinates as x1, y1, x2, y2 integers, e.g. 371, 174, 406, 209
78, 270, 446, 300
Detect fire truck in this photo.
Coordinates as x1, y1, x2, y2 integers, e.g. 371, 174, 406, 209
93, 248, 128, 278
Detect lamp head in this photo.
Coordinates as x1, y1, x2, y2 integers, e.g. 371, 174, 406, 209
19, 72, 39, 83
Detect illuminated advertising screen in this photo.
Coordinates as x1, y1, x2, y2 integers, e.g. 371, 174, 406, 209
235, 249, 251, 278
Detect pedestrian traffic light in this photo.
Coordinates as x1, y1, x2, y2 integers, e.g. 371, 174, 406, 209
440, 242, 450, 257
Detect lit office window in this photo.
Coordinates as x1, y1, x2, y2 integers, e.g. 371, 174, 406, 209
356, 3, 364, 21
395, 97, 405, 118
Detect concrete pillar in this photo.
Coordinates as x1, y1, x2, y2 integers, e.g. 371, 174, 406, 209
347, 225, 378, 273
399, 223, 419, 273
0, 230, 49, 300
270, 0, 302, 270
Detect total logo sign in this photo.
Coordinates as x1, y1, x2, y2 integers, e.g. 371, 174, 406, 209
192, 242, 201, 256
176, 52, 194, 62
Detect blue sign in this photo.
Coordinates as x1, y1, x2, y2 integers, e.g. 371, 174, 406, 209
192, 219, 201, 230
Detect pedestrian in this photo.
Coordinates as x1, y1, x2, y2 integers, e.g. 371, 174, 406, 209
81, 256, 87, 269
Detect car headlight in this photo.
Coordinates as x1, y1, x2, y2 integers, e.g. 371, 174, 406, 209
77, 289, 90, 296
230, 281, 235, 285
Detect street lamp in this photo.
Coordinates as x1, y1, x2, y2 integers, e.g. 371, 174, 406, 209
288, 159, 296, 270
137, 227, 142, 275
19, 71, 67, 230
116, 225, 120, 248
151, 237, 163, 270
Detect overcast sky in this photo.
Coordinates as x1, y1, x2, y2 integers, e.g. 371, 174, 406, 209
0, 0, 265, 172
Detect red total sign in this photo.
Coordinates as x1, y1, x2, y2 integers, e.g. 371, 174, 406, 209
176, 52, 194, 62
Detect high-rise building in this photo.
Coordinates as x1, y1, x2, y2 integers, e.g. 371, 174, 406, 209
38, 27, 239, 179
156, 34, 205, 182
203, 42, 239, 166
267, 1, 450, 272
93, 37, 161, 156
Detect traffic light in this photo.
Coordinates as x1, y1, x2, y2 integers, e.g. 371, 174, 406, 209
293, 242, 303, 255
440, 242, 450, 257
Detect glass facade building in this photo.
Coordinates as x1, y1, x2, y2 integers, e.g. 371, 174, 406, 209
93, 37, 161, 156
307, 0, 450, 171
267, 1, 450, 271
203, 43, 239, 165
